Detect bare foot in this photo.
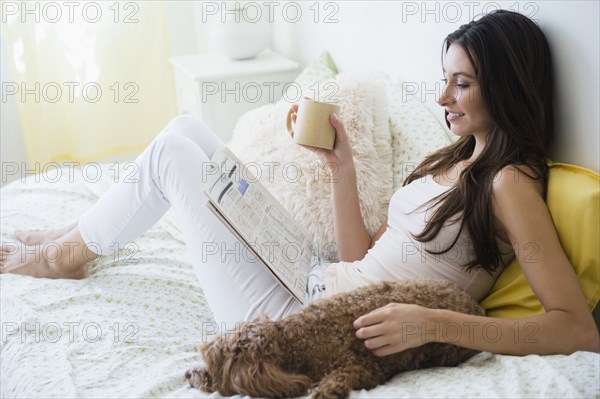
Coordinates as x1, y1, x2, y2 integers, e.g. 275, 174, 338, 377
2, 225, 97, 279
14, 223, 77, 245
0, 242, 87, 279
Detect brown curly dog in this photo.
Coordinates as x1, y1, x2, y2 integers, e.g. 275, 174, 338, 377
185, 278, 484, 398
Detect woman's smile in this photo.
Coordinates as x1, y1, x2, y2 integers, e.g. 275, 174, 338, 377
446, 111, 465, 122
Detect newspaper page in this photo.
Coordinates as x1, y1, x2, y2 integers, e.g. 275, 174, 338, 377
203, 146, 312, 303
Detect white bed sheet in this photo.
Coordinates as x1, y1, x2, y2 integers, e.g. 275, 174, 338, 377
1, 164, 598, 398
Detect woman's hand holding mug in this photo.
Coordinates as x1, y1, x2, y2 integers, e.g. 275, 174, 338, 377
287, 98, 355, 172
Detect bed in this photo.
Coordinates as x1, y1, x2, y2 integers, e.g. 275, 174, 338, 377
1, 162, 599, 398
2, 37, 600, 398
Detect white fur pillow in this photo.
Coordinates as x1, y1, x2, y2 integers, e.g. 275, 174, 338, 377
228, 73, 392, 261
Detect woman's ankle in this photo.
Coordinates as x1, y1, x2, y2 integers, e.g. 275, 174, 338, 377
47, 227, 99, 273
43, 242, 83, 274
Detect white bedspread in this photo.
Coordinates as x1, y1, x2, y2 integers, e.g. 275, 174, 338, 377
1, 164, 598, 398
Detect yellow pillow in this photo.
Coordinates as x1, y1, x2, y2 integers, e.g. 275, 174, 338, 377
481, 162, 600, 318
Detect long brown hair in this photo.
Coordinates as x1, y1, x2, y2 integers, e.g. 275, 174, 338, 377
405, 10, 554, 273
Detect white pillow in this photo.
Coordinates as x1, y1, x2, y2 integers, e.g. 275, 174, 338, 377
228, 72, 392, 261
388, 80, 454, 190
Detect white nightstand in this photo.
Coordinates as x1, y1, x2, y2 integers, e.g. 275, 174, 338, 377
169, 50, 299, 143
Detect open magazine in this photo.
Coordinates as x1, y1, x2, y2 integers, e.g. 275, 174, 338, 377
203, 146, 313, 304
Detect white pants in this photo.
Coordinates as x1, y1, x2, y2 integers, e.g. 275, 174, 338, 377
79, 115, 312, 328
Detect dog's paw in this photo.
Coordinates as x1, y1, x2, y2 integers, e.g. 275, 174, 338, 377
311, 382, 351, 399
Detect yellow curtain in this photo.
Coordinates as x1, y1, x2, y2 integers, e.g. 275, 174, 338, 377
2, 1, 177, 163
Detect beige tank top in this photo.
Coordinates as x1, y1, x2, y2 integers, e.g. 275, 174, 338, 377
323, 174, 515, 301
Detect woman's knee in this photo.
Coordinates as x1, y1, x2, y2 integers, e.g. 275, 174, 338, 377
165, 114, 209, 135
153, 127, 202, 163
161, 115, 224, 158
147, 131, 213, 190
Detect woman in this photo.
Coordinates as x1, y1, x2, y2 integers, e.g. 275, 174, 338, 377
1, 10, 598, 356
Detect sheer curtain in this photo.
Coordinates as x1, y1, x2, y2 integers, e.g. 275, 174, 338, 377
1, 1, 177, 164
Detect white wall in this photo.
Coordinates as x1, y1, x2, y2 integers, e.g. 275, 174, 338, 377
271, 0, 599, 172
538, 2, 600, 171
164, 1, 199, 55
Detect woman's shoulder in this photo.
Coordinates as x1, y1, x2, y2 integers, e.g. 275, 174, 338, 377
492, 164, 544, 198
490, 164, 547, 242
490, 164, 546, 233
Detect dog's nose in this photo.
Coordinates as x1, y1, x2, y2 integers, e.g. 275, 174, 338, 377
185, 369, 192, 379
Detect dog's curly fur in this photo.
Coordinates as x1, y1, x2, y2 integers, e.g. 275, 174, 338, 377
185, 279, 484, 398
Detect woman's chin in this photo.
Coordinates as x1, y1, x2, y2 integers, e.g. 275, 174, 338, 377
449, 127, 468, 137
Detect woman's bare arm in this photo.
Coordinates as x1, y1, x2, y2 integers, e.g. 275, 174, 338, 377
329, 162, 372, 261
326, 116, 390, 260
289, 104, 382, 261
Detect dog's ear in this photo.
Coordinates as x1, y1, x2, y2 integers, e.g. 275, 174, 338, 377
236, 321, 285, 360
199, 338, 224, 368
232, 361, 312, 398
237, 322, 268, 350
198, 336, 228, 392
